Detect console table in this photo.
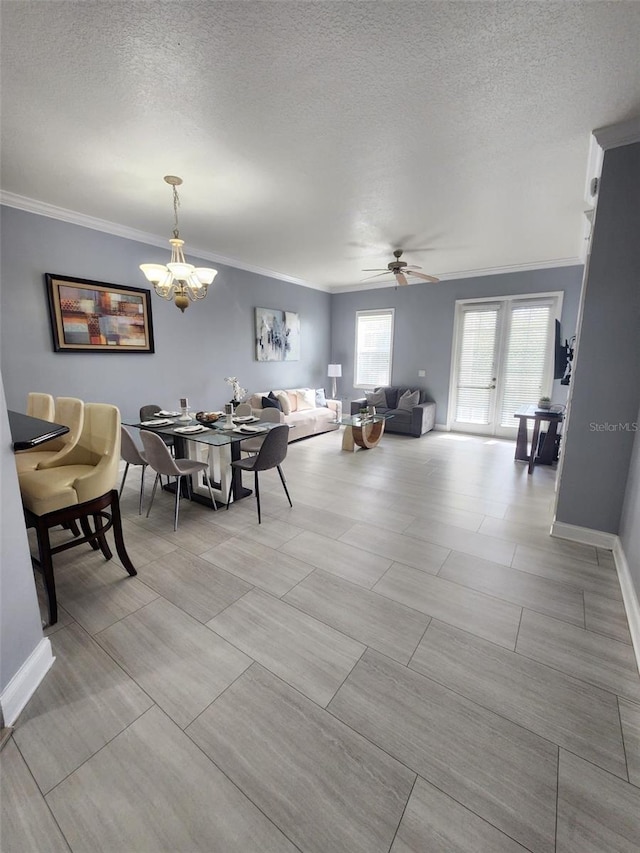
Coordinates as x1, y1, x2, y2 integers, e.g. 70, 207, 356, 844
514, 405, 563, 474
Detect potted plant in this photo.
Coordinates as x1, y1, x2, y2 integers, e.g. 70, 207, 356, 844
537, 395, 552, 410
225, 376, 247, 410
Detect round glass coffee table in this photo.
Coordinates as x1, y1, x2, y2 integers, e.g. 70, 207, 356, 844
336, 414, 394, 451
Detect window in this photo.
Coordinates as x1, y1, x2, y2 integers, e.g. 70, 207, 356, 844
354, 309, 394, 388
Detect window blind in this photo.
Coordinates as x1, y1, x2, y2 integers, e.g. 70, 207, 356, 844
355, 310, 394, 388
499, 302, 552, 426
455, 307, 499, 424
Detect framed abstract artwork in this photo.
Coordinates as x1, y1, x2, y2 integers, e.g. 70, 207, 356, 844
45, 274, 154, 353
255, 307, 300, 361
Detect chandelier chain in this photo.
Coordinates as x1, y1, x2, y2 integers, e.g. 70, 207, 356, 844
172, 184, 181, 238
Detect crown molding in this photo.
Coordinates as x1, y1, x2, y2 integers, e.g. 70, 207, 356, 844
0, 191, 329, 292
593, 115, 640, 150
330, 257, 583, 293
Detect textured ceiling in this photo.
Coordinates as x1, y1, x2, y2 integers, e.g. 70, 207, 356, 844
1, 1, 639, 291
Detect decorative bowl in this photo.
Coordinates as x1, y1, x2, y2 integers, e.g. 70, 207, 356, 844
195, 411, 221, 427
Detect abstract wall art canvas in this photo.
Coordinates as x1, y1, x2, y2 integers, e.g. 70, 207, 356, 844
255, 307, 300, 361
46, 274, 154, 353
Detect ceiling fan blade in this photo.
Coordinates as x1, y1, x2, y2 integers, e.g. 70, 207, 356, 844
410, 271, 440, 283
362, 271, 393, 281
362, 268, 388, 272
404, 264, 423, 270
395, 272, 409, 286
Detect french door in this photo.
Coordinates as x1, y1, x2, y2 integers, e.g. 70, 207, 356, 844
449, 294, 560, 437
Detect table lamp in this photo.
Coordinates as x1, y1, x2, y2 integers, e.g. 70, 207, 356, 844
327, 364, 342, 399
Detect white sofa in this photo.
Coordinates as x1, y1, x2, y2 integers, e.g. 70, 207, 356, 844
248, 389, 342, 442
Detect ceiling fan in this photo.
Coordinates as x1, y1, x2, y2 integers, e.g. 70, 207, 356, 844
362, 249, 440, 286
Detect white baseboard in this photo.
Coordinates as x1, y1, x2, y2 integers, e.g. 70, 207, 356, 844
0, 639, 54, 726
550, 520, 617, 550
613, 539, 640, 672
433, 423, 450, 431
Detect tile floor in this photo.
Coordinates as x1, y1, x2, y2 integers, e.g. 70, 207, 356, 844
2, 430, 640, 852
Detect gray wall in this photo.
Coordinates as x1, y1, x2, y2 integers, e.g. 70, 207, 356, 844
330, 266, 584, 424
0, 375, 45, 698
0, 203, 331, 715
620, 402, 640, 594
555, 142, 640, 534
0, 206, 332, 418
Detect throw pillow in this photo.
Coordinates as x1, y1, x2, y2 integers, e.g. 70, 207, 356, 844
276, 391, 291, 415
397, 389, 420, 411
296, 388, 316, 411
315, 388, 328, 407
262, 395, 282, 411
365, 388, 387, 408
384, 387, 399, 409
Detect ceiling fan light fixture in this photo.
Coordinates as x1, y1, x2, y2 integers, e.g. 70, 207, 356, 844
140, 175, 217, 311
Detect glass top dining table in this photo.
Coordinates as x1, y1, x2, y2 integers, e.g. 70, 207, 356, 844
122, 415, 280, 506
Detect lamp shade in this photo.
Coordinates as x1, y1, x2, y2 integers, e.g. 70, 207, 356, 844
327, 364, 342, 378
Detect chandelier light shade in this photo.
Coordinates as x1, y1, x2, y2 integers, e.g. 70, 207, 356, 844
140, 175, 217, 312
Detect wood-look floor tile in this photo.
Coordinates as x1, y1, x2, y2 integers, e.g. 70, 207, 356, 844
619, 697, 640, 787
208, 588, 364, 705
584, 591, 633, 644
46, 705, 297, 853
374, 562, 521, 649
411, 620, 627, 778
478, 516, 599, 563
130, 513, 232, 555
280, 530, 392, 588
556, 749, 640, 852
328, 649, 557, 853
96, 598, 251, 728
393, 498, 486, 532
13, 623, 152, 793
512, 545, 623, 600
136, 548, 251, 623
439, 550, 585, 626
0, 739, 70, 853
201, 536, 313, 596
187, 663, 415, 853
391, 775, 529, 853
107, 518, 178, 569
329, 495, 416, 533
405, 517, 516, 566
53, 557, 159, 635
516, 610, 640, 703
269, 503, 356, 539
340, 523, 450, 574
283, 570, 430, 664
597, 548, 616, 569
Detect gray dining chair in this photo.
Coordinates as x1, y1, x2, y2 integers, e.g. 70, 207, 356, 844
141, 431, 217, 530
226, 424, 292, 523
234, 402, 253, 417
240, 406, 282, 454
140, 403, 175, 455
119, 426, 147, 514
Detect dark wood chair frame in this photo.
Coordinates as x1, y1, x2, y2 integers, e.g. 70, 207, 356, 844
24, 489, 137, 626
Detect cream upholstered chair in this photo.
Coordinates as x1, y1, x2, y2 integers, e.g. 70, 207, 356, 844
18, 403, 136, 626
26, 392, 55, 421
226, 424, 292, 523
141, 431, 217, 531
120, 426, 147, 514
15, 397, 84, 474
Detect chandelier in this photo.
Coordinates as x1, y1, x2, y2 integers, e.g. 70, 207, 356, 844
140, 175, 217, 312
